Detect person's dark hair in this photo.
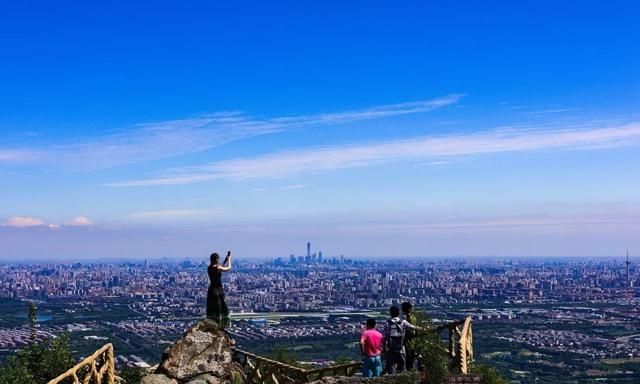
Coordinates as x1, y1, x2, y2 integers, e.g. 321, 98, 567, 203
401, 302, 413, 314
366, 318, 376, 329
389, 305, 400, 318
210, 253, 220, 265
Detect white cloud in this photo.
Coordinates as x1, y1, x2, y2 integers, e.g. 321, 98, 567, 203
0, 150, 42, 163
69, 216, 94, 226
106, 122, 640, 187
0, 95, 461, 169
4, 216, 46, 227
269, 94, 464, 125
281, 184, 306, 190
129, 209, 222, 219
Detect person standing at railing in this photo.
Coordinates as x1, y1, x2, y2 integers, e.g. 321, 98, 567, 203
401, 301, 418, 371
383, 305, 418, 375
360, 318, 384, 377
207, 251, 232, 329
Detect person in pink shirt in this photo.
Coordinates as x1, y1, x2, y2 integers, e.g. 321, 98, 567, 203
360, 318, 384, 377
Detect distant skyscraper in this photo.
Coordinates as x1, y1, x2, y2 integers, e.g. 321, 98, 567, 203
307, 242, 311, 258
626, 250, 631, 287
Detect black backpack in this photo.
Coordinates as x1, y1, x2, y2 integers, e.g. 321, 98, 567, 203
387, 318, 405, 352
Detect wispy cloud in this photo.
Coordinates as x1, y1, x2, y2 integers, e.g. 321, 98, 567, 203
269, 94, 464, 125
351, 215, 640, 234
129, 209, 222, 219
281, 184, 306, 190
107, 122, 640, 187
0, 95, 462, 169
0, 150, 42, 163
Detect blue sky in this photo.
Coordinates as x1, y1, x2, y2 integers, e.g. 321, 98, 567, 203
1, 1, 639, 260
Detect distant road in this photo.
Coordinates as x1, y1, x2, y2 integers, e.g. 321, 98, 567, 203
614, 333, 640, 343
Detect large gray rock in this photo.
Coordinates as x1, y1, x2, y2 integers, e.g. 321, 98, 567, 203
154, 319, 242, 383
140, 374, 178, 384
185, 373, 219, 384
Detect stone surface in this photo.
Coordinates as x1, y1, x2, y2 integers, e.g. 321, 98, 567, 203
154, 319, 241, 382
185, 373, 220, 384
140, 374, 178, 384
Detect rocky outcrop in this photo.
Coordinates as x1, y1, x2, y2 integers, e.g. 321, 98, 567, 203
142, 319, 244, 384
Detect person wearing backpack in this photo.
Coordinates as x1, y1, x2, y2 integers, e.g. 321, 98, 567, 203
383, 305, 417, 374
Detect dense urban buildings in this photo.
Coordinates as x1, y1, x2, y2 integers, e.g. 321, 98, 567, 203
0, 248, 639, 382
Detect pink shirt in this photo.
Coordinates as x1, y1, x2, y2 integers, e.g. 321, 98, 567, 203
360, 328, 384, 357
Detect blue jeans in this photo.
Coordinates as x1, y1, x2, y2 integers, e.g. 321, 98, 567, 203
362, 355, 382, 377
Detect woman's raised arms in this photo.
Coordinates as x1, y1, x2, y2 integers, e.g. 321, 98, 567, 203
218, 252, 232, 272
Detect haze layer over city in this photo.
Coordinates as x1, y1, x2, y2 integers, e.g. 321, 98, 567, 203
1, 2, 639, 384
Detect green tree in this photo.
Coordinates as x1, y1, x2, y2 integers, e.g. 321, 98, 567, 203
28, 302, 37, 343
0, 363, 36, 384
0, 304, 74, 384
472, 364, 509, 384
270, 347, 312, 369
119, 366, 143, 384
12, 335, 75, 383
271, 346, 299, 367
405, 311, 449, 384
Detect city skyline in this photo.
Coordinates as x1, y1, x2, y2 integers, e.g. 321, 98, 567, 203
1, 2, 639, 259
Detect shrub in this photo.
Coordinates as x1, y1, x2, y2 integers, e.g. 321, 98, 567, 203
404, 311, 449, 383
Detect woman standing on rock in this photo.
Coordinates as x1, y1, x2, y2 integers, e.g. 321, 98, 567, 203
207, 251, 232, 328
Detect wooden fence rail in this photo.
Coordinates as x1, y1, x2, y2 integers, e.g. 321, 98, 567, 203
233, 316, 473, 382
47, 317, 473, 384
47, 343, 117, 384
232, 348, 361, 384
437, 316, 474, 374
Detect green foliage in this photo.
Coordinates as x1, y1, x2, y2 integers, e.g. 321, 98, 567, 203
270, 347, 314, 369
28, 302, 37, 343
11, 334, 75, 383
406, 311, 449, 384
231, 370, 244, 384
271, 346, 300, 367
392, 371, 421, 383
0, 304, 74, 384
0, 363, 36, 384
472, 364, 509, 384
119, 366, 143, 384
333, 356, 354, 365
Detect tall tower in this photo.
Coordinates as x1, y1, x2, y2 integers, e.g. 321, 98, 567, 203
626, 250, 631, 287
306, 242, 311, 258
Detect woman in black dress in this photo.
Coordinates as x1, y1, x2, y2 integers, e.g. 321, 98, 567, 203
207, 251, 232, 328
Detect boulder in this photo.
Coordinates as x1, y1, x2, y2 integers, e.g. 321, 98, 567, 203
140, 374, 178, 384
152, 319, 242, 383
184, 373, 219, 384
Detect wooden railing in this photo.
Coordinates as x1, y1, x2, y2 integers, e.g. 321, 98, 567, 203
437, 316, 474, 374
47, 343, 117, 384
232, 348, 361, 384
47, 317, 473, 384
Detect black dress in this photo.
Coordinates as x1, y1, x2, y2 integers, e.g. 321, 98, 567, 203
206, 265, 230, 328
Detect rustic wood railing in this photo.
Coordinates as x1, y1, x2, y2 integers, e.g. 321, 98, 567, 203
437, 316, 474, 374
232, 348, 361, 384
47, 343, 117, 384
48, 317, 472, 384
